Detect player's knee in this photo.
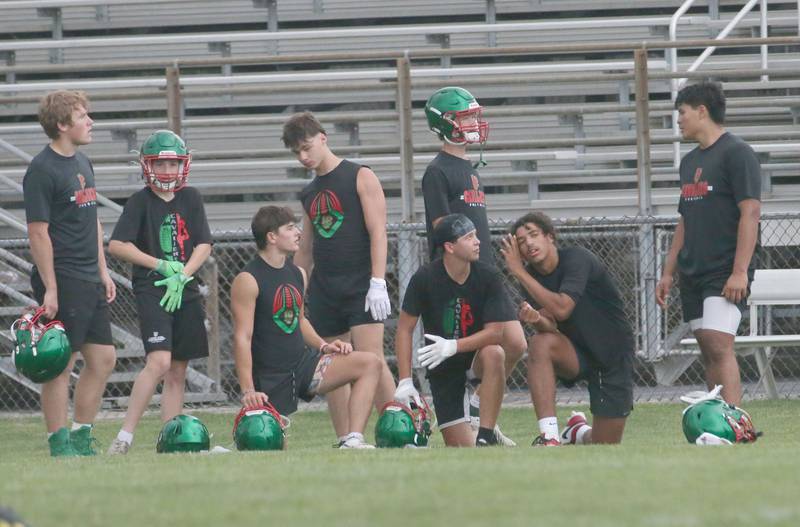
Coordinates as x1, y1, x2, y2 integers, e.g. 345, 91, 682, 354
88, 347, 117, 375
479, 345, 505, 371
145, 353, 172, 378
527, 333, 556, 362
363, 352, 382, 376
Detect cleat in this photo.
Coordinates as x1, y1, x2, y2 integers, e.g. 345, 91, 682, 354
48, 427, 79, 457
560, 411, 590, 445
493, 425, 517, 447
107, 438, 131, 455
69, 426, 99, 456
531, 434, 561, 447
339, 435, 376, 449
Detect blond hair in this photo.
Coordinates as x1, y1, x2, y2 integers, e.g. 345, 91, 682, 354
37, 90, 90, 139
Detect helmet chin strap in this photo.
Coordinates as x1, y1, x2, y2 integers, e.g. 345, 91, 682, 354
472, 146, 487, 169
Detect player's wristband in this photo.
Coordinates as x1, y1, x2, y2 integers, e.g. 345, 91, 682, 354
319, 341, 329, 354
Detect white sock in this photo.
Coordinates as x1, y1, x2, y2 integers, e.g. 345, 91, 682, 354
470, 394, 480, 408
338, 435, 349, 443
71, 422, 91, 431
538, 417, 559, 440
117, 430, 134, 445
345, 432, 364, 441
575, 425, 591, 445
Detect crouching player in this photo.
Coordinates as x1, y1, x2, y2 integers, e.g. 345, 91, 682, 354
395, 214, 516, 447
107, 130, 212, 454
231, 206, 382, 449
501, 212, 635, 445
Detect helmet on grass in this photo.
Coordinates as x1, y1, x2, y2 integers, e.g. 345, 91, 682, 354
233, 403, 286, 451
375, 399, 432, 448
156, 414, 210, 453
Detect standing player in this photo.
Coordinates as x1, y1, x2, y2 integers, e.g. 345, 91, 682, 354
231, 206, 382, 449
23, 90, 116, 456
501, 212, 635, 445
283, 112, 394, 444
656, 82, 760, 406
106, 130, 212, 455
395, 214, 516, 447
422, 87, 526, 442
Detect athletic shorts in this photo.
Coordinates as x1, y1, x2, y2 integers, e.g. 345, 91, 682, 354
31, 272, 113, 351
561, 345, 634, 419
253, 350, 332, 416
426, 351, 477, 429
307, 271, 379, 337
135, 293, 209, 361
679, 272, 748, 333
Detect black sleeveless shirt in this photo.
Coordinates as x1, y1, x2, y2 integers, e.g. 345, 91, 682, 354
299, 159, 372, 275
242, 256, 306, 374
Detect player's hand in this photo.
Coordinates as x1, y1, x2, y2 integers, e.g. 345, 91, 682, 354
417, 334, 458, 370
241, 390, 269, 409
323, 339, 353, 355
101, 272, 117, 303
365, 277, 391, 321
155, 259, 185, 278
722, 271, 748, 304
518, 301, 542, 325
154, 272, 194, 313
42, 289, 58, 320
655, 274, 673, 309
500, 234, 525, 276
394, 377, 422, 407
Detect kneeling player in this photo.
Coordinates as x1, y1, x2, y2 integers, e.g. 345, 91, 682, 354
501, 212, 635, 445
107, 130, 212, 454
395, 214, 517, 447
231, 206, 381, 449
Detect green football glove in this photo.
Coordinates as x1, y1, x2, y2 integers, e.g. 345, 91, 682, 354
155, 259, 185, 278
154, 272, 194, 313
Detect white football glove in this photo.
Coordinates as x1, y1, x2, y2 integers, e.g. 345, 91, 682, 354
393, 378, 422, 408
365, 277, 391, 321
417, 334, 458, 370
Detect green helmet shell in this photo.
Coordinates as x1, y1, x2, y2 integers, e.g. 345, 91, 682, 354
141, 129, 188, 157
234, 407, 285, 451
682, 399, 758, 444
156, 414, 210, 453
375, 402, 431, 448
140, 130, 191, 192
424, 86, 488, 144
12, 309, 71, 384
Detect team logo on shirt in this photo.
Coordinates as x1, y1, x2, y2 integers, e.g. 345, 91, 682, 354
72, 173, 97, 208
309, 189, 344, 238
442, 297, 475, 339
461, 174, 485, 207
681, 167, 713, 202
159, 213, 190, 262
272, 283, 303, 334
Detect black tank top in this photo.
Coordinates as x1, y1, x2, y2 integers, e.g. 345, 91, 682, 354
299, 159, 372, 274
243, 256, 306, 373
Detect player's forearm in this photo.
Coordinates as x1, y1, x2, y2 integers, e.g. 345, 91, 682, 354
182, 243, 212, 277
368, 228, 387, 279
300, 318, 326, 352
108, 240, 160, 269
232, 336, 256, 392
515, 273, 573, 321
28, 230, 57, 291
732, 202, 760, 275
395, 329, 414, 379
96, 221, 111, 276
662, 219, 684, 278
456, 324, 503, 352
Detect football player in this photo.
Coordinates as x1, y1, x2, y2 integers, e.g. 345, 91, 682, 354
23, 90, 116, 457
421, 87, 526, 444
395, 214, 517, 446
230, 206, 382, 449
502, 212, 635, 445
107, 130, 212, 455
282, 111, 395, 446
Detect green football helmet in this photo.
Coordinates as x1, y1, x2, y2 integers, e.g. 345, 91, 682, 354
682, 399, 758, 444
233, 403, 285, 451
139, 129, 191, 192
375, 399, 432, 448
424, 86, 489, 145
156, 414, 210, 453
12, 307, 71, 383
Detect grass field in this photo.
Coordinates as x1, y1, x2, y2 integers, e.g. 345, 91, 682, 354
1, 400, 799, 527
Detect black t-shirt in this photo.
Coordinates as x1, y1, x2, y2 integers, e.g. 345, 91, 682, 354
110, 186, 212, 299
23, 145, 100, 282
523, 246, 634, 368
422, 151, 493, 264
677, 132, 761, 278
402, 258, 515, 370
299, 159, 372, 276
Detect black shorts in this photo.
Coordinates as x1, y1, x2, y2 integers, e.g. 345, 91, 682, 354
253, 350, 323, 416
135, 293, 209, 361
426, 351, 477, 429
307, 271, 380, 337
678, 271, 749, 322
561, 345, 634, 418
31, 272, 113, 351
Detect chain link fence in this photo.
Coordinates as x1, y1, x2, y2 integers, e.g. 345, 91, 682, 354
3, 213, 800, 412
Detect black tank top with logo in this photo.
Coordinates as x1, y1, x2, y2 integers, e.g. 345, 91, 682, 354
243, 256, 306, 374
299, 159, 372, 275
